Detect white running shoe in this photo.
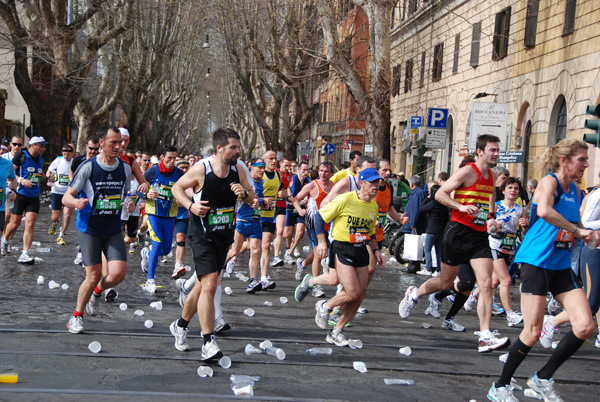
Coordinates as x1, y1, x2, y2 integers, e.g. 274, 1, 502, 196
487, 382, 519, 402
507, 310, 523, 327
295, 258, 306, 281
225, 257, 237, 274
527, 372, 563, 402
595, 334, 600, 349
74, 251, 83, 265
169, 320, 190, 351
399, 286, 417, 319
539, 315, 558, 349
425, 293, 441, 319
326, 329, 348, 347
464, 290, 478, 311
315, 300, 331, 329
17, 250, 34, 264
86, 293, 99, 316
311, 285, 326, 298
284, 252, 295, 265
270, 256, 284, 267
144, 279, 157, 293
432, 271, 441, 277
214, 316, 231, 333
442, 317, 465, 332
176, 278, 189, 307
129, 243, 137, 254
67, 315, 84, 334
171, 263, 186, 279
201, 336, 223, 361
140, 247, 149, 273
478, 332, 510, 353
416, 269, 432, 276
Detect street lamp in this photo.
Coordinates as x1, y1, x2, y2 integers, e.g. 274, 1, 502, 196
474, 92, 499, 100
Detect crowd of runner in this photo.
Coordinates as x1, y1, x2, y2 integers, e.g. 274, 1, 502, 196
1, 128, 599, 402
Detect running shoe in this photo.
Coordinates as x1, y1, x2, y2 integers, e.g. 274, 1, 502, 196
295, 258, 306, 281
487, 382, 519, 402
104, 288, 118, 302
246, 278, 262, 294
140, 247, 149, 273
326, 328, 348, 347
311, 285, 326, 298
527, 372, 563, 402
270, 256, 284, 267
136, 231, 146, 247
160, 255, 168, 264
67, 315, 84, 334
357, 306, 368, 314
539, 315, 558, 349
464, 290, 478, 311
442, 317, 465, 332
478, 332, 510, 353
17, 250, 34, 264
86, 293, 99, 316
284, 252, 295, 265
595, 334, 600, 349
425, 293, 441, 319
416, 268, 432, 276
447, 294, 455, 303
293, 248, 300, 257
57, 234, 66, 245
260, 278, 276, 290
1, 238, 8, 256
547, 296, 561, 316
328, 310, 351, 327
399, 286, 417, 319
315, 300, 331, 329
214, 316, 231, 333
48, 222, 57, 235
507, 310, 523, 327
295, 274, 313, 302
129, 243, 137, 254
144, 279, 157, 293
225, 257, 237, 274
492, 303, 506, 316
169, 320, 190, 351
432, 271, 440, 277
176, 278, 189, 307
74, 251, 83, 265
171, 263, 186, 279
201, 336, 223, 361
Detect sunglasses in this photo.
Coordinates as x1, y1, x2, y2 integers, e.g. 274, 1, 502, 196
62, 150, 73, 153
12, 143, 23, 146
142, 159, 150, 162
87, 146, 99, 151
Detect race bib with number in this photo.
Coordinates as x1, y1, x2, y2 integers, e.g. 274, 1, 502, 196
29, 173, 42, 186
377, 213, 387, 227
251, 208, 262, 220
157, 185, 173, 201
500, 233, 517, 252
472, 202, 489, 226
95, 195, 122, 215
208, 207, 235, 230
554, 228, 574, 250
349, 227, 370, 244
58, 174, 70, 185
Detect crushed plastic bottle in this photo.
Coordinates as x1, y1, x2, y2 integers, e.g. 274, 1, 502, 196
306, 347, 333, 355
31, 241, 41, 246
348, 339, 363, 349
36, 247, 52, 253
230, 374, 260, 383
384, 378, 414, 385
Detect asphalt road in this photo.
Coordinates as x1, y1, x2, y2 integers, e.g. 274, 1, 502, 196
1, 194, 599, 401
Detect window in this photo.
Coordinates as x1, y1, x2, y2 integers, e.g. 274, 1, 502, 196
556, 100, 567, 141
493, 7, 511, 60
563, 0, 577, 35
404, 59, 413, 93
392, 64, 401, 97
470, 22, 481, 67
420, 51, 425, 87
524, 0, 539, 48
452, 34, 460, 74
432, 42, 443, 82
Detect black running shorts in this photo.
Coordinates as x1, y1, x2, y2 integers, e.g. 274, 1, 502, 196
190, 236, 228, 278
12, 193, 40, 215
441, 222, 492, 266
520, 263, 582, 297
77, 231, 127, 266
330, 240, 370, 268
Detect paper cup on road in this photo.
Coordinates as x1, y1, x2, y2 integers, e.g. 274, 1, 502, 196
134, 309, 144, 316
303, 246, 310, 253
88, 341, 102, 353
144, 320, 153, 328
243, 308, 255, 317
37, 276, 44, 285
218, 356, 232, 369
279, 296, 288, 304
197, 365, 213, 378
353, 361, 367, 373
399, 346, 412, 356
499, 353, 508, 363
224, 287, 233, 295
119, 303, 128, 311
149, 301, 163, 310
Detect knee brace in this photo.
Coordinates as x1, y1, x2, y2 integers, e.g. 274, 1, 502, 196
456, 278, 475, 293
176, 241, 185, 247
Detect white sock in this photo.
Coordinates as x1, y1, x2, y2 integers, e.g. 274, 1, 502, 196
214, 285, 223, 319
479, 329, 491, 339
184, 275, 195, 291
261, 276, 268, 282
410, 289, 418, 302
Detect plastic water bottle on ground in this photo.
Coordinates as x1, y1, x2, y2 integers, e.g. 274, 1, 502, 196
230, 374, 260, 383
384, 378, 414, 385
31, 241, 41, 246
88, 341, 102, 353
264, 347, 285, 360
36, 247, 52, 253
306, 347, 332, 355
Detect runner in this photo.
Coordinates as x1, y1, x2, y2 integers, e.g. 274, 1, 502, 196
64, 126, 134, 333
270, 155, 292, 267
296, 168, 384, 346
283, 161, 311, 264
259, 150, 282, 289
0, 154, 16, 254
2, 136, 47, 263
169, 128, 254, 360
1, 135, 24, 233
488, 139, 598, 402
330, 150, 362, 184
142, 145, 184, 293
47, 144, 75, 245
171, 158, 191, 279
399, 134, 510, 353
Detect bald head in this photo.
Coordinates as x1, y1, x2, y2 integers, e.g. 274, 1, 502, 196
263, 150, 277, 171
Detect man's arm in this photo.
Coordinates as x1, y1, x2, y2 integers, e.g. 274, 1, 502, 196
235, 165, 256, 205
320, 176, 350, 208
289, 181, 315, 216
172, 163, 209, 218
435, 166, 478, 214
131, 160, 149, 193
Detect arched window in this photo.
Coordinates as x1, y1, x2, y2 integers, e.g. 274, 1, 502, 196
549, 95, 567, 145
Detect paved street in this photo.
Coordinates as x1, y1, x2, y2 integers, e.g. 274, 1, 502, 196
1, 195, 600, 401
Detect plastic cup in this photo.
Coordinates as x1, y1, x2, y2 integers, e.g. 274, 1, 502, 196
353, 361, 367, 373
36, 276, 44, 285
119, 303, 128, 311
499, 353, 508, 363
88, 341, 102, 353
219, 356, 232, 369
263, 301, 273, 306
279, 296, 288, 304
197, 366, 213, 378
243, 308, 255, 317
185, 265, 192, 272
134, 309, 144, 316
259, 340, 272, 350
0, 373, 18, 383
245, 344, 262, 355
150, 301, 163, 311
421, 323, 432, 329
399, 346, 412, 356
144, 320, 153, 328
348, 339, 363, 349
232, 382, 253, 396
224, 287, 233, 295
61, 284, 69, 290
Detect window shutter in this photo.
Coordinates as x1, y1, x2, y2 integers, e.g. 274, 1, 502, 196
470, 22, 481, 67
453, 34, 460, 74
563, 0, 577, 35
524, 0, 539, 48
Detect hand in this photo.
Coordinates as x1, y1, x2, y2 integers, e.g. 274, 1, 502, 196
190, 200, 210, 217
298, 208, 306, 217
230, 182, 246, 198
138, 182, 149, 194
76, 198, 89, 210
399, 213, 409, 225
147, 190, 158, 200
127, 200, 135, 213
487, 219, 500, 233
8, 192, 16, 202
251, 198, 259, 209
459, 204, 479, 215
518, 217, 528, 227
21, 179, 33, 188
316, 241, 328, 259
48, 175, 56, 183
374, 250, 385, 268
264, 198, 273, 209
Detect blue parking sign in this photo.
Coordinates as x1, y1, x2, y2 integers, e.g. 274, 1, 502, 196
427, 108, 449, 128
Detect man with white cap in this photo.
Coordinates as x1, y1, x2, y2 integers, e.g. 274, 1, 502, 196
2, 136, 47, 263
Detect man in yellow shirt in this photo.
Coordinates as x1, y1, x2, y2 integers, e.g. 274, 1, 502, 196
330, 150, 362, 184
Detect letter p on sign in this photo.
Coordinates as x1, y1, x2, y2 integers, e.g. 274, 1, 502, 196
427, 108, 448, 129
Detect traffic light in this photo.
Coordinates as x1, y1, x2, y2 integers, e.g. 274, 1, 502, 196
584, 104, 600, 147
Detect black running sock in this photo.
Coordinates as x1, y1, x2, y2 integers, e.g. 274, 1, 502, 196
497, 338, 531, 387
435, 290, 453, 301
203, 332, 214, 345
538, 330, 585, 380
445, 293, 468, 320
177, 317, 189, 329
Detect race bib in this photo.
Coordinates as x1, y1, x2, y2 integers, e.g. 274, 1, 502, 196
58, 174, 70, 185
251, 208, 262, 220
95, 195, 121, 215
208, 207, 235, 230
500, 233, 517, 252
30, 173, 42, 186
377, 212, 387, 227
349, 227, 370, 244
156, 185, 173, 201
554, 228, 574, 250
472, 203, 489, 226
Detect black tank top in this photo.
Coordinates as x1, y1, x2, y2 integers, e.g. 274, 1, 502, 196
188, 159, 240, 246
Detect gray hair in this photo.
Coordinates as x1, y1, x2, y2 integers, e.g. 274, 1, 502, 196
409, 174, 423, 187
493, 166, 509, 176
527, 178, 538, 189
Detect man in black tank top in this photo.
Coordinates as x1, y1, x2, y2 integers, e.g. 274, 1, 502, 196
169, 128, 255, 360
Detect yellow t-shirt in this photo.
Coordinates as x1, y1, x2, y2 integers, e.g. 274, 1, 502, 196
319, 191, 377, 243
330, 168, 357, 184
261, 170, 281, 218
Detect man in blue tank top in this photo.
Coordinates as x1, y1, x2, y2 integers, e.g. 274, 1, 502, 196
63, 126, 134, 334
2, 136, 47, 264
168, 128, 255, 361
